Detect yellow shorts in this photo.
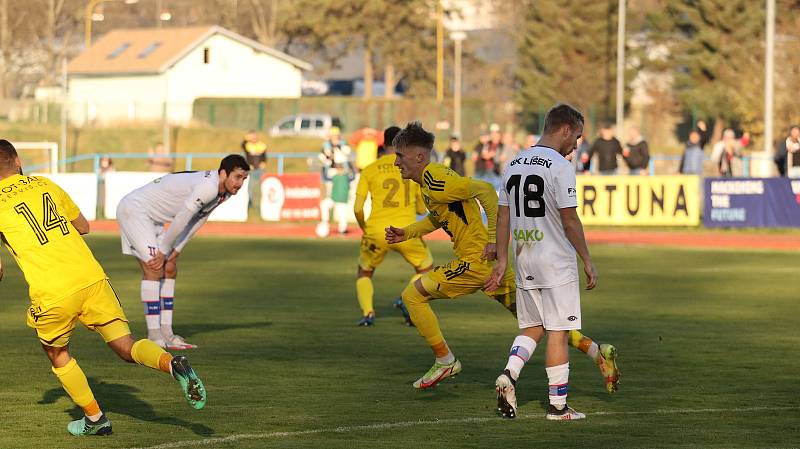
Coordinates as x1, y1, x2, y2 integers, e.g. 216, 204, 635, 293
358, 232, 433, 272
420, 258, 516, 299
27, 279, 131, 348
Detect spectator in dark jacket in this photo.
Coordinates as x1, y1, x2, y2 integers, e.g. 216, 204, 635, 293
588, 124, 623, 175
443, 135, 467, 176
624, 126, 650, 175
679, 131, 705, 175
775, 125, 800, 176
775, 125, 800, 178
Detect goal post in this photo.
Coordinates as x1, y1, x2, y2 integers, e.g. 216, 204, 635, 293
12, 141, 59, 173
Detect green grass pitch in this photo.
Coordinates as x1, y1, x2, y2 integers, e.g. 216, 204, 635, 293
0, 235, 798, 448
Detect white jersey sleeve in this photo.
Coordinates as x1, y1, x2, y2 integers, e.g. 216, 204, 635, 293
553, 163, 578, 209
498, 176, 510, 206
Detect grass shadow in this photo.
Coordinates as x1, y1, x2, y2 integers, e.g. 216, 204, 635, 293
171, 321, 273, 338
38, 378, 214, 436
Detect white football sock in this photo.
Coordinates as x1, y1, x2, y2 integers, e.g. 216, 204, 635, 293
141, 280, 161, 336
436, 351, 455, 365
586, 341, 600, 361
160, 278, 175, 337
546, 362, 570, 408
505, 335, 537, 380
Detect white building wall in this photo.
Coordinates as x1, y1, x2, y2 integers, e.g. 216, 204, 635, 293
68, 33, 303, 125
165, 34, 303, 123
68, 74, 166, 125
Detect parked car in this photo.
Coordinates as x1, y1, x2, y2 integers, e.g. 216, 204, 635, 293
269, 114, 343, 138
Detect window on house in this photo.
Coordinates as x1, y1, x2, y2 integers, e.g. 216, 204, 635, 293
107, 42, 131, 59
138, 42, 162, 59
203, 47, 210, 64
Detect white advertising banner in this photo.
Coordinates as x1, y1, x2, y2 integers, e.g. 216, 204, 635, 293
104, 172, 162, 220
104, 172, 249, 222
33, 172, 98, 221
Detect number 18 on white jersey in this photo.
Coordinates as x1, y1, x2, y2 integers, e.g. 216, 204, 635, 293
498, 146, 579, 289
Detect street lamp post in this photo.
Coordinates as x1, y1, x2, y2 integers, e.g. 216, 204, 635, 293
764, 0, 775, 156
451, 31, 466, 138
84, 0, 141, 48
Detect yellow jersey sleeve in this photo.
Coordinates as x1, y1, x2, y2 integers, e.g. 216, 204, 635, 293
355, 166, 371, 199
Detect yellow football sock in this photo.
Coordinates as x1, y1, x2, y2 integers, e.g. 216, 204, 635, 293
492, 290, 517, 318
569, 329, 585, 349
410, 273, 423, 283
131, 339, 173, 374
569, 330, 600, 361
401, 282, 445, 351
52, 358, 97, 411
356, 277, 374, 316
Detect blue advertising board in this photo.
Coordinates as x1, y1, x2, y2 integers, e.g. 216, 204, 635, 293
704, 178, 800, 228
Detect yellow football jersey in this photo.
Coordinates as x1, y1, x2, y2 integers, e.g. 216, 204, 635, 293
0, 174, 106, 307
356, 154, 423, 234
419, 163, 492, 262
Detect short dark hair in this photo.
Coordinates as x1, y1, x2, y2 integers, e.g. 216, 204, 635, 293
393, 121, 434, 150
0, 139, 18, 171
219, 154, 250, 175
383, 126, 401, 149
543, 104, 584, 134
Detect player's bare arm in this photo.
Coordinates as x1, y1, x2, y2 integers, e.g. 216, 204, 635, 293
484, 205, 510, 291
470, 179, 499, 261
71, 213, 90, 235
560, 207, 598, 290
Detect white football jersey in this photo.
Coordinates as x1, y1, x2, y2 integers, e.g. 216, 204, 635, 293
120, 170, 229, 223
498, 145, 579, 289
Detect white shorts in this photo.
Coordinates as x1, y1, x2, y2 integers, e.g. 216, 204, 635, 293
117, 200, 163, 262
516, 280, 581, 331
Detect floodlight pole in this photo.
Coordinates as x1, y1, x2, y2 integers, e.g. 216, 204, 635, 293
436, 1, 444, 102
451, 31, 466, 138
615, 0, 626, 139
764, 0, 775, 156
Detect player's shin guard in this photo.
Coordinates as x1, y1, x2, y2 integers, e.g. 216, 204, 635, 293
493, 290, 517, 318
546, 362, 570, 408
160, 278, 175, 337
569, 330, 599, 360
356, 277, 374, 316
401, 282, 447, 357
505, 335, 537, 380
52, 359, 100, 416
131, 339, 173, 374
141, 280, 161, 339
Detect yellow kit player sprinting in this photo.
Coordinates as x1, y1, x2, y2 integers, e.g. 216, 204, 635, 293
354, 126, 433, 326
0, 140, 206, 437
386, 122, 518, 389
386, 122, 620, 392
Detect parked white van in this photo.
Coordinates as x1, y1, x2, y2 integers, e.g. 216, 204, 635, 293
270, 114, 343, 138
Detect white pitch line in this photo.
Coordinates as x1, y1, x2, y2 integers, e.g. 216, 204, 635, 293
127, 406, 800, 449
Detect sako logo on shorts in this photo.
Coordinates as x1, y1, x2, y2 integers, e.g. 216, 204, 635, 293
513, 228, 544, 242
567, 315, 577, 321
